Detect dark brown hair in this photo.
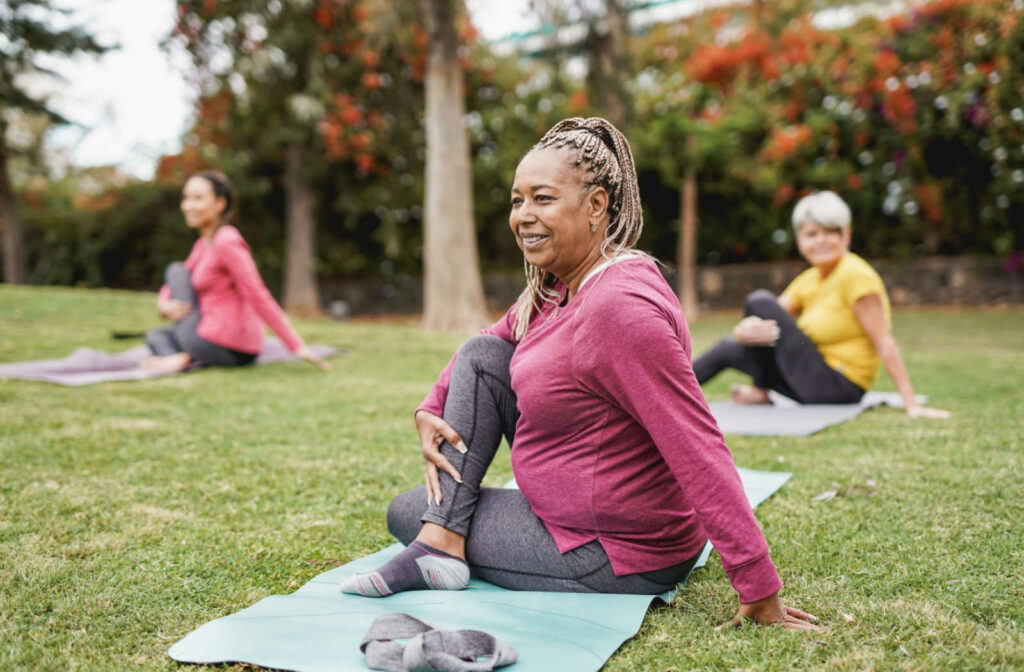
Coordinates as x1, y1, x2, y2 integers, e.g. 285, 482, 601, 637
191, 170, 237, 223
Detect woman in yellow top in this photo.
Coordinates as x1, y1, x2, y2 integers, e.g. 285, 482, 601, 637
693, 190, 948, 418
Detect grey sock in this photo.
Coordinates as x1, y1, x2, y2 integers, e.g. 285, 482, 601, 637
340, 541, 470, 597
360, 613, 518, 672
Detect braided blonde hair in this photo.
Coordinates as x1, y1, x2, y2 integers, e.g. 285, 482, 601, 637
512, 117, 645, 340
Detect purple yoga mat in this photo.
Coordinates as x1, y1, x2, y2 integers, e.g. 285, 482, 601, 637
0, 339, 343, 386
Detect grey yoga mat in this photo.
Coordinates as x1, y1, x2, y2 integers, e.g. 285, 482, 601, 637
708, 391, 926, 437
168, 467, 792, 672
0, 338, 344, 386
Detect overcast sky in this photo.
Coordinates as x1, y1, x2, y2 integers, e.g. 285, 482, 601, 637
40, 0, 537, 179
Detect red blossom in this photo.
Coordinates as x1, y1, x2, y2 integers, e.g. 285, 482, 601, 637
874, 50, 902, 79
339, 105, 362, 126
355, 153, 375, 173
761, 125, 813, 162
568, 90, 589, 114
773, 183, 795, 207
882, 86, 918, 135
361, 50, 380, 70
313, 2, 334, 29
914, 182, 945, 224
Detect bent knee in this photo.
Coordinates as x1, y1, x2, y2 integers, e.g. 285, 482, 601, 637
454, 334, 514, 372
164, 261, 189, 282
743, 289, 779, 314
144, 328, 171, 354
459, 334, 512, 357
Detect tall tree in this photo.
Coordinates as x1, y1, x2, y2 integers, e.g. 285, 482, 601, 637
530, 0, 633, 128
677, 136, 699, 319
0, 0, 106, 283
420, 0, 487, 331
583, 0, 631, 129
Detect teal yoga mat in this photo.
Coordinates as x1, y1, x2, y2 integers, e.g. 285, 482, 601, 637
168, 467, 792, 672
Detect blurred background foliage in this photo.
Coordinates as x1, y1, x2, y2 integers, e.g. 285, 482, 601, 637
6, 0, 1023, 294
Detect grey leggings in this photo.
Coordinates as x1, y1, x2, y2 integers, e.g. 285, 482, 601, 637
145, 262, 256, 367
387, 335, 701, 595
692, 289, 864, 404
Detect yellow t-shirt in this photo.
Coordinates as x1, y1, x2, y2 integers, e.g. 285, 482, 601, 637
780, 253, 890, 390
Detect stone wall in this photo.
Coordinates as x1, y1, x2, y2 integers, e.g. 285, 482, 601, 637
320, 255, 1024, 317
693, 255, 1024, 310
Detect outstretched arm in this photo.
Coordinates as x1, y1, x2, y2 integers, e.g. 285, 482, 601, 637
576, 285, 822, 627
852, 294, 949, 418
216, 231, 328, 371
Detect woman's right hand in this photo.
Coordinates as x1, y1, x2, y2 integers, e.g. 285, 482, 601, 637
158, 298, 192, 322
415, 410, 467, 506
733, 316, 780, 346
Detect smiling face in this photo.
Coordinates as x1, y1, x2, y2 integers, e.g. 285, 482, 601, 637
795, 220, 851, 273
180, 176, 226, 235
509, 148, 608, 292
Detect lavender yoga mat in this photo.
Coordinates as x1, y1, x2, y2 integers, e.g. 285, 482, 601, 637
0, 338, 344, 386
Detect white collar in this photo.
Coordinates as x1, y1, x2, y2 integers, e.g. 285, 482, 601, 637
578, 252, 641, 291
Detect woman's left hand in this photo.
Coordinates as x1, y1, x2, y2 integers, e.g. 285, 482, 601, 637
295, 344, 331, 372
721, 592, 823, 631
905, 403, 950, 419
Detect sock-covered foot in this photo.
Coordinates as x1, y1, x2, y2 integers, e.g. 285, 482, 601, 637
340, 541, 469, 597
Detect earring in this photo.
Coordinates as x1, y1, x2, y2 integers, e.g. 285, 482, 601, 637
590, 223, 598, 232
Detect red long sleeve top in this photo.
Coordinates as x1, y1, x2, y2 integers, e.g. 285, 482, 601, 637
420, 256, 782, 604
158, 225, 303, 354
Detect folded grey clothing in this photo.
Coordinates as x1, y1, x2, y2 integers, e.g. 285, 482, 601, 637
361, 613, 518, 672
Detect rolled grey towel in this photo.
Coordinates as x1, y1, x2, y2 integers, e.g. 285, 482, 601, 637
360, 613, 517, 672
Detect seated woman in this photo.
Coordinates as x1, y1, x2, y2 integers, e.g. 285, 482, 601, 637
693, 190, 947, 418
142, 170, 328, 373
342, 118, 819, 630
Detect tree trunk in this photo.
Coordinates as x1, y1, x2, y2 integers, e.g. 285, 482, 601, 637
677, 167, 699, 320
0, 136, 27, 284
752, 0, 765, 26
420, 0, 487, 331
282, 142, 322, 317
585, 0, 630, 129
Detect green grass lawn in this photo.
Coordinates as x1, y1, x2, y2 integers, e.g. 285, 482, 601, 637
1, 285, 1021, 671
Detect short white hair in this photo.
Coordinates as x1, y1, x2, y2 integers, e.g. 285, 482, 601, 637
791, 190, 851, 232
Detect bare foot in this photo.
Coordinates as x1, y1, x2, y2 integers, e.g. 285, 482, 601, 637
730, 384, 772, 405
139, 353, 192, 373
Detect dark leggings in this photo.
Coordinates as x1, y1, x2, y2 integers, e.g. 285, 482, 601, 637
386, 335, 701, 594
692, 289, 864, 404
145, 262, 256, 367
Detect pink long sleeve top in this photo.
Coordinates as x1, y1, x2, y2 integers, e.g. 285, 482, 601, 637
158, 225, 304, 354
419, 256, 782, 604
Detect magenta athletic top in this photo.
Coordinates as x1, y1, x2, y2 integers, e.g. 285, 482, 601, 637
420, 256, 782, 604
157, 225, 303, 354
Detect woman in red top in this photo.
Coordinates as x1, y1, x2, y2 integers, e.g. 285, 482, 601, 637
342, 119, 819, 631
142, 170, 327, 373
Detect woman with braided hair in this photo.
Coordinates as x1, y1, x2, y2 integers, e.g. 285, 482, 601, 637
343, 118, 819, 630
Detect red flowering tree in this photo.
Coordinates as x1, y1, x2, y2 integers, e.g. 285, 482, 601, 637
631, 0, 1023, 270
169, 0, 424, 315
